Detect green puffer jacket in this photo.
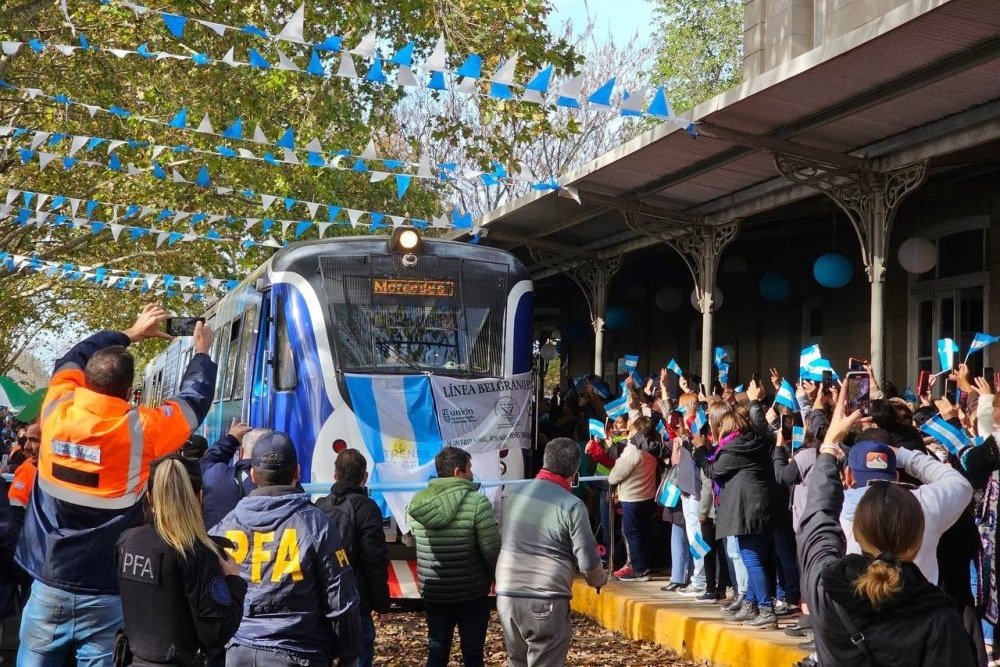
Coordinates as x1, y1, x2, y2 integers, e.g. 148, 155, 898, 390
406, 477, 501, 603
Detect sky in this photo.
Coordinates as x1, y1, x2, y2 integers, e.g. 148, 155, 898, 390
548, 0, 657, 44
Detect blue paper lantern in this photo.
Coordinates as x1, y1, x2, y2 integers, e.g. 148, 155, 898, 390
813, 253, 853, 288
604, 306, 630, 330
758, 273, 790, 302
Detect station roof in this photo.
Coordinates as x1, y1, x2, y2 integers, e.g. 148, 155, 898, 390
452, 0, 1000, 276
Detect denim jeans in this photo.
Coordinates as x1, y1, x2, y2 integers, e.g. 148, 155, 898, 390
773, 523, 801, 604
670, 523, 691, 585
681, 496, 707, 589
425, 597, 490, 667
358, 612, 377, 667
726, 535, 748, 597
17, 580, 123, 667
620, 500, 653, 573
737, 533, 772, 607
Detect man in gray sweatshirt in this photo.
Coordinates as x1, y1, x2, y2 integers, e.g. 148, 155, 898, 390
495, 438, 608, 667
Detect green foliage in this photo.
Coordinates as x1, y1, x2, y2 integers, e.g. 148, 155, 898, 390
0, 0, 576, 372
650, 0, 743, 112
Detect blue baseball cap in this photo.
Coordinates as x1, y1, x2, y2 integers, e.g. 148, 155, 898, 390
848, 440, 897, 487
251, 431, 298, 470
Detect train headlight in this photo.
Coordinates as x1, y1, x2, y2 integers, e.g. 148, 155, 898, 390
399, 230, 419, 250
390, 226, 424, 254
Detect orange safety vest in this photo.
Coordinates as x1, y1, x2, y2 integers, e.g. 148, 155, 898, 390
8, 459, 35, 508
38, 364, 197, 511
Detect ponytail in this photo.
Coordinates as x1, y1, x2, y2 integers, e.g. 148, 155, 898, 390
151, 458, 219, 559
853, 554, 903, 609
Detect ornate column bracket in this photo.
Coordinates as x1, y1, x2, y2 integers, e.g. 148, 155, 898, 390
773, 155, 927, 283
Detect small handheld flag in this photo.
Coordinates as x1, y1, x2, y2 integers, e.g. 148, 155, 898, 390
938, 338, 960, 372
791, 426, 805, 450
689, 529, 712, 559
775, 379, 798, 411
656, 420, 669, 439
692, 405, 708, 434
657, 480, 681, 507
588, 419, 606, 441
623, 354, 639, 370
667, 359, 683, 376
920, 414, 971, 455
966, 333, 1000, 362
605, 396, 628, 420
734, 384, 745, 392
713, 346, 727, 368
800, 344, 822, 373
718, 362, 730, 386
903, 386, 917, 404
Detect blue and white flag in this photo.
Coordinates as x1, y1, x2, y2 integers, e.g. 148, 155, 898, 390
667, 358, 683, 376
657, 420, 669, 439
775, 379, 798, 411
623, 354, 639, 370
791, 426, 805, 450
734, 384, 745, 393
605, 396, 628, 420
717, 361, 730, 385
588, 418, 606, 441
657, 480, 681, 507
801, 358, 840, 382
689, 529, 712, 559
903, 386, 918, 404
692, 405, 708, 434
938, 338, 960, 372
967, 333, 1000, 361
714, 346, 727, 368
800, 344, 822, 372
920, 414, 971, 455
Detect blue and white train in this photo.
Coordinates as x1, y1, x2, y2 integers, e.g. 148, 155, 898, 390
143, 228, 534, 583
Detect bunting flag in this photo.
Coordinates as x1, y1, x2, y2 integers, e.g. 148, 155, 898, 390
0, 250, 237, 297
588, 419, 606, 441
666, 359, 683, 377
4, 26, 696, 127
775, 379, 799, 411
937, 338, 960, 373
919, 414, 971, 455
966, 333, 1000, 362
604, 395, 628, 420
791, 426, 805, 451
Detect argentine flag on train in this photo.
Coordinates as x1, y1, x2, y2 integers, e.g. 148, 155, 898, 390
966, 333, 1000, 361
938, 338, 960, 372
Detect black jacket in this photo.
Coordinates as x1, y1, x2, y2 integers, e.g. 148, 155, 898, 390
116, 524, 246, 665
316, 481, 390, 614
694, 431, 778, 538
799, 453, 977, 667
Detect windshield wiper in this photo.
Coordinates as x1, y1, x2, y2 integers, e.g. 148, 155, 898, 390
377, 341, 431, 375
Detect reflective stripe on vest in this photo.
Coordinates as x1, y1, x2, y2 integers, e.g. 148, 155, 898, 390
162, 395, 198, 431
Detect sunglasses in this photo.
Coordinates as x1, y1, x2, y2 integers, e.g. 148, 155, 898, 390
866, 479, 916, 490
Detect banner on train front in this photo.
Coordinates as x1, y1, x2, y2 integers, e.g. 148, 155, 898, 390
429, 372, 532, 453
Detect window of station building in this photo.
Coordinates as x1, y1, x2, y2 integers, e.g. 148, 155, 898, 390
917, 227, 988, 281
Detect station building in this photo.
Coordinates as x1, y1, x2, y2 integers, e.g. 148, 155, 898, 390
453, 0, 1000, 392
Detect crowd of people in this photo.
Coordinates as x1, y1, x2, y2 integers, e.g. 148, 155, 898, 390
539, 358, 1000, 666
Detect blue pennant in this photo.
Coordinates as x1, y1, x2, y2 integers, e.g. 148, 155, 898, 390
108, 154, 122, 171
316, 35, 342, 51
205, 228, 221, 240
306, 50, 325, 76
306, 152, 325, 167
283, 197, 296, 211
261, 218, 275, 234
456, 54, 483, 79
221, 117, 243, 139
86, 200, 98, 217
27, 39, 44, 53
195, 165, 211, 187
647, 87, 671, 118
152, 162, 167, 179
365, 59, 387, 83
294, 221, 311, 238
276, 127, 296, 149
216, 146, 237, 158
136, 43, 155, 59
191, 53, 210, 66
262, 152, 279, 165
327, 206, 341, 222
125, 204, 140, 218
395, 175, 411, 199
452, 210, 473, 229
241, 25, 268, 38
61, 157, 78, 170
390, 42, 416, 66
248, 49, 271, 69
352, 159, 368, 173
86, 137, 105, 151
51, 93, 71, 105
428, 71, 448, 91
587, 77, 616, 107
18, 149, 34, 163
525, 65, 553, 93
161, 13, 188, 38
369, 213, 385, 230
107, 105, 131, 118
489, 83, 513, 99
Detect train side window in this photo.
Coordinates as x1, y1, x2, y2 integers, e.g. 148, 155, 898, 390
215, 321, 233, 401
275, 299, 297, 391
224, 318, 243, 399
231, 306, 257, 400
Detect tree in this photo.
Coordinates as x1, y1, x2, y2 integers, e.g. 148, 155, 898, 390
0, 0, 577, 372
650, 0, 743, 113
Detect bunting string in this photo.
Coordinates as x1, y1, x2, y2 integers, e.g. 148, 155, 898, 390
0, 82, 538, 194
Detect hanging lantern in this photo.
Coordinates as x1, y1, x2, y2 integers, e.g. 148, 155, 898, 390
604, 306, 630, 330
898, 237, 937, 274
758, 273, 790, 302
654, 286, 683, 312
689, 287, 724, 312
813, 253, 853, 288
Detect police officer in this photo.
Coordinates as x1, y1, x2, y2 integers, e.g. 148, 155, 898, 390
117, 454, 246, 666
212, 432, 363, 667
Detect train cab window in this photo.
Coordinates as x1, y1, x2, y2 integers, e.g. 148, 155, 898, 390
275, 299, 297, 391
231, 306, 257, 400
214, 321, 232, 401
224, 318, 243, 399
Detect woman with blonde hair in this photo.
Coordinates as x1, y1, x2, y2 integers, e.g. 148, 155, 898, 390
117, 454, 246, 666
799, 391, 977, 665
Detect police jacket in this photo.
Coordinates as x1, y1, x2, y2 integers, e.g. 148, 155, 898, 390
211, 485, 363, 662
116, 524, 247, 666
199, 434, 254, 529
16, 330, 216, 594
316, 481, 390, 614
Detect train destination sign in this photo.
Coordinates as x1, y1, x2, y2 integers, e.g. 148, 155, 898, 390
372, 278, 455, 297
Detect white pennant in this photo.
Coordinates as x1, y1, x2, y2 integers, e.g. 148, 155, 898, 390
54, 44, 77, 56
620, 87, 649, 113
306, 202, 320, 218
238, 148, 256, 159
275, 49, 301, 72
173, 211, 192, 223
68, 135, 89, 156
145, 273, 158, 289
152, 145, 167, 160
395, 66, 418, 88
282, 148, 300, 165
156, 232, 169, 248
431, 214, 449, 228
1, 42, 22, 56
390, 216, 407, 228
557, 74, 585, 104
182, 293, 193, 303
261, 195, 277, 211
25, 88, 43, 100
110, 223, 123, 241
35, 194, 50, 210
369, 171, 390, 183
107, 139, 126, 154
221, 47, 238, 67
350, 29, 377, 58
281, 220, 295, 235
244, 218, 259, 231
196, 113, 214, 134
455, 78, 478, 95
4, 190, 19, 205
276, 4, 306, 43
360, 139, 378, 160
199, 20, 228, 36
304, 137, 323, 153
109, 48, 131, 59
417, 155, 434, 179
262, 236, 282, 248
38, 152, 58, 170
84, 105, 99, 117
29, 131, 50, 150
215, 187, 233, 195
423, 34, 447, 71
347, 209, 364, 226
122, 1, 149, 15
252, 124, 268, 144
172, 169, 190, 183
69, 198, 82, 215
317, 222, 332, 237
336, 52, 358, 79
492, 53, 520, 85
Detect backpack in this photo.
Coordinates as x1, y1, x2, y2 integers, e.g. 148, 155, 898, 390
323, 495, 357, 559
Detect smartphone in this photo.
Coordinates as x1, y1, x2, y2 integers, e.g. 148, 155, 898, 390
845, 371, 870, 417
986, 366, 995, 393
944, 379, 957, 402
165, 317, 204, 337
916, 370, 930, 398
751, 372, 760, 384
848, 358, 867, 372
699, 383, 707, 397
822, 370, 833, 392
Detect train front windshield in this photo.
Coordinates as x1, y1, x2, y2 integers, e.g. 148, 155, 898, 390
320, 254, 508, 378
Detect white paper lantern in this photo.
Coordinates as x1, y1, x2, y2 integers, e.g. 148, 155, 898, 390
654, 286, 683, 312
898, 237, 937, 274
690, 287, 724, 312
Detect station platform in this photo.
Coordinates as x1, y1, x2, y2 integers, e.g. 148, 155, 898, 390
570, 578, 809, 667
